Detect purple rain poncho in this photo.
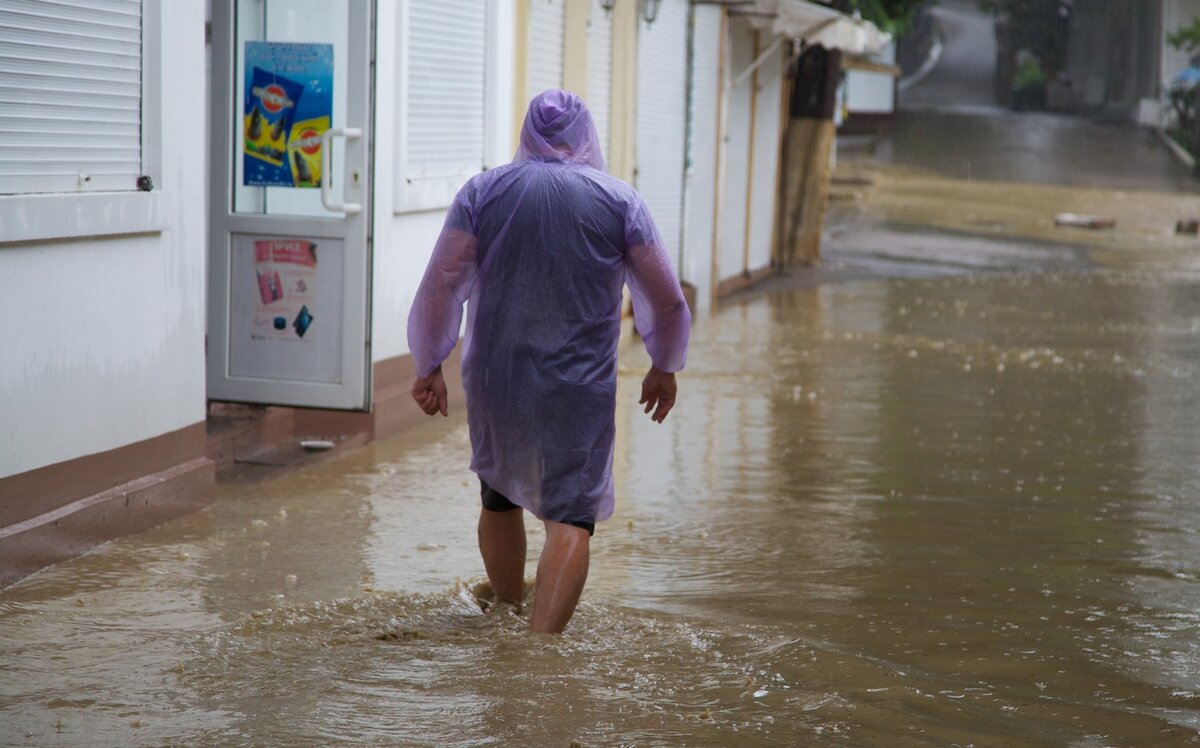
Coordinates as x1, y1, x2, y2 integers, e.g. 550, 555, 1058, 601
407, 89, 691, 527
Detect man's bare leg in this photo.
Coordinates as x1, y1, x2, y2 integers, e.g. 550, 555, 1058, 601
478, 508, 526, 604
531, 521, 590, 634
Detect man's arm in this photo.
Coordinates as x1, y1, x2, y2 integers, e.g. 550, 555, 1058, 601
625, 242, 691, 374
624, 199, 691, 422
407, 200, 479, 416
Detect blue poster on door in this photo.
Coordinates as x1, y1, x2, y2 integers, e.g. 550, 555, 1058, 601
243, 41, 333, 188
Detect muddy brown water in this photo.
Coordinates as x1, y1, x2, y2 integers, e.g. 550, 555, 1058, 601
4, 258, 1200, 745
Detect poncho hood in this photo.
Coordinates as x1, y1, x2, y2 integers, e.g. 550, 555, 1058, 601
514, 89, 605, 171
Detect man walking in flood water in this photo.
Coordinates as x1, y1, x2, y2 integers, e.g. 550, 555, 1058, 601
407, 90, 691, 633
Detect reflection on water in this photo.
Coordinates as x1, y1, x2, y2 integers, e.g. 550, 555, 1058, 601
4, 266, 1200, 745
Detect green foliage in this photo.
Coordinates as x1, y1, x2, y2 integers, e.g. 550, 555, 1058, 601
1168, 87, 1200, 160
1167, 18, 1200, 53
1013, 57, 1046, 90
849, 0, 930, 34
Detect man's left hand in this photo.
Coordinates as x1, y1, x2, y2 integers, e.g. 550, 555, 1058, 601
639, 366, 677, 423
412, 365, 449, 417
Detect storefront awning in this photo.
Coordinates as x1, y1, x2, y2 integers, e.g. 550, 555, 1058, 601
732, 0, 891, 57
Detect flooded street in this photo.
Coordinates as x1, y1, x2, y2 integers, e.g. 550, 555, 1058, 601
6, 246, 1200, 744
7, 0, 1200, 744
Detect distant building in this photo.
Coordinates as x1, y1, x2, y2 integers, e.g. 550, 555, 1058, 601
1057, 0, 1200, 127
839, 42, 900, 133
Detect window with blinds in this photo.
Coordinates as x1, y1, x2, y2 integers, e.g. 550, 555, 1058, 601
527, 0, 564, 98
586, 0, 612, 163
0, 0, 144, 195
400, 0, 488, 210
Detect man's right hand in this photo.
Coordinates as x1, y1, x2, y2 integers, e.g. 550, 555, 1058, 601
639, 366, 677, 423
412, 365, 449, 417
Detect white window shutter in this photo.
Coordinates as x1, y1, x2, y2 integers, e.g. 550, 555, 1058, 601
399, 0, 488, 212
527, 0, 564, 98
635, 0, 688, 268
586, 0, 612, 164
0, 0, 143, 195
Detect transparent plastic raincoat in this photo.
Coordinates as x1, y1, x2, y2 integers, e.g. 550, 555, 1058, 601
407, 90, 691, 526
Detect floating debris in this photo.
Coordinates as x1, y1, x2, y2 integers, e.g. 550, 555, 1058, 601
1054, 213, 1115, 230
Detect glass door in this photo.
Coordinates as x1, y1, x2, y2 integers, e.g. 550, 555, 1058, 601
207, 0, 372, 410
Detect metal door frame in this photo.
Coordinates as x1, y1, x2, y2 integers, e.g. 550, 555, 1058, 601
207, 0, 374, 410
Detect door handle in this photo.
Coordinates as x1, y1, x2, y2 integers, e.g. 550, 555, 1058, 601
321, 127, 363, 214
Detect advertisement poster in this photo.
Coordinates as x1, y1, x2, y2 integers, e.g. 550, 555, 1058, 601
253, 239, 317, 341
243, 42, 333, 188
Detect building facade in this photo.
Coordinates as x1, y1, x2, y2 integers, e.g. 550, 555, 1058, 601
0, 0, 882, 585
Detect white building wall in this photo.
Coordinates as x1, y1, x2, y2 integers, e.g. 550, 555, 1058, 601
682, 4, 723, 314
747, 40, 783, 272
371, 0, 515, 365
0, 3, 208, 478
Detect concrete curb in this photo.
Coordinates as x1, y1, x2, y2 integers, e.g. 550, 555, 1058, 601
1156, 127, 1196, 171
899, 27, 943, 92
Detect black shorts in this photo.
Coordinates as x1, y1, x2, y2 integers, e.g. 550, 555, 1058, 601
480, 479, 595, 536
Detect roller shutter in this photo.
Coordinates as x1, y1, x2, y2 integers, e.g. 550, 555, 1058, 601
683, 3, 722, 306
635, 0, 689, 269
746, 38, 782, 272
586, 0, 612, 163
0, 0, 143, 194
718, 18, 753, 282
528, 0, 564, 98
403, 0, 488, 209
